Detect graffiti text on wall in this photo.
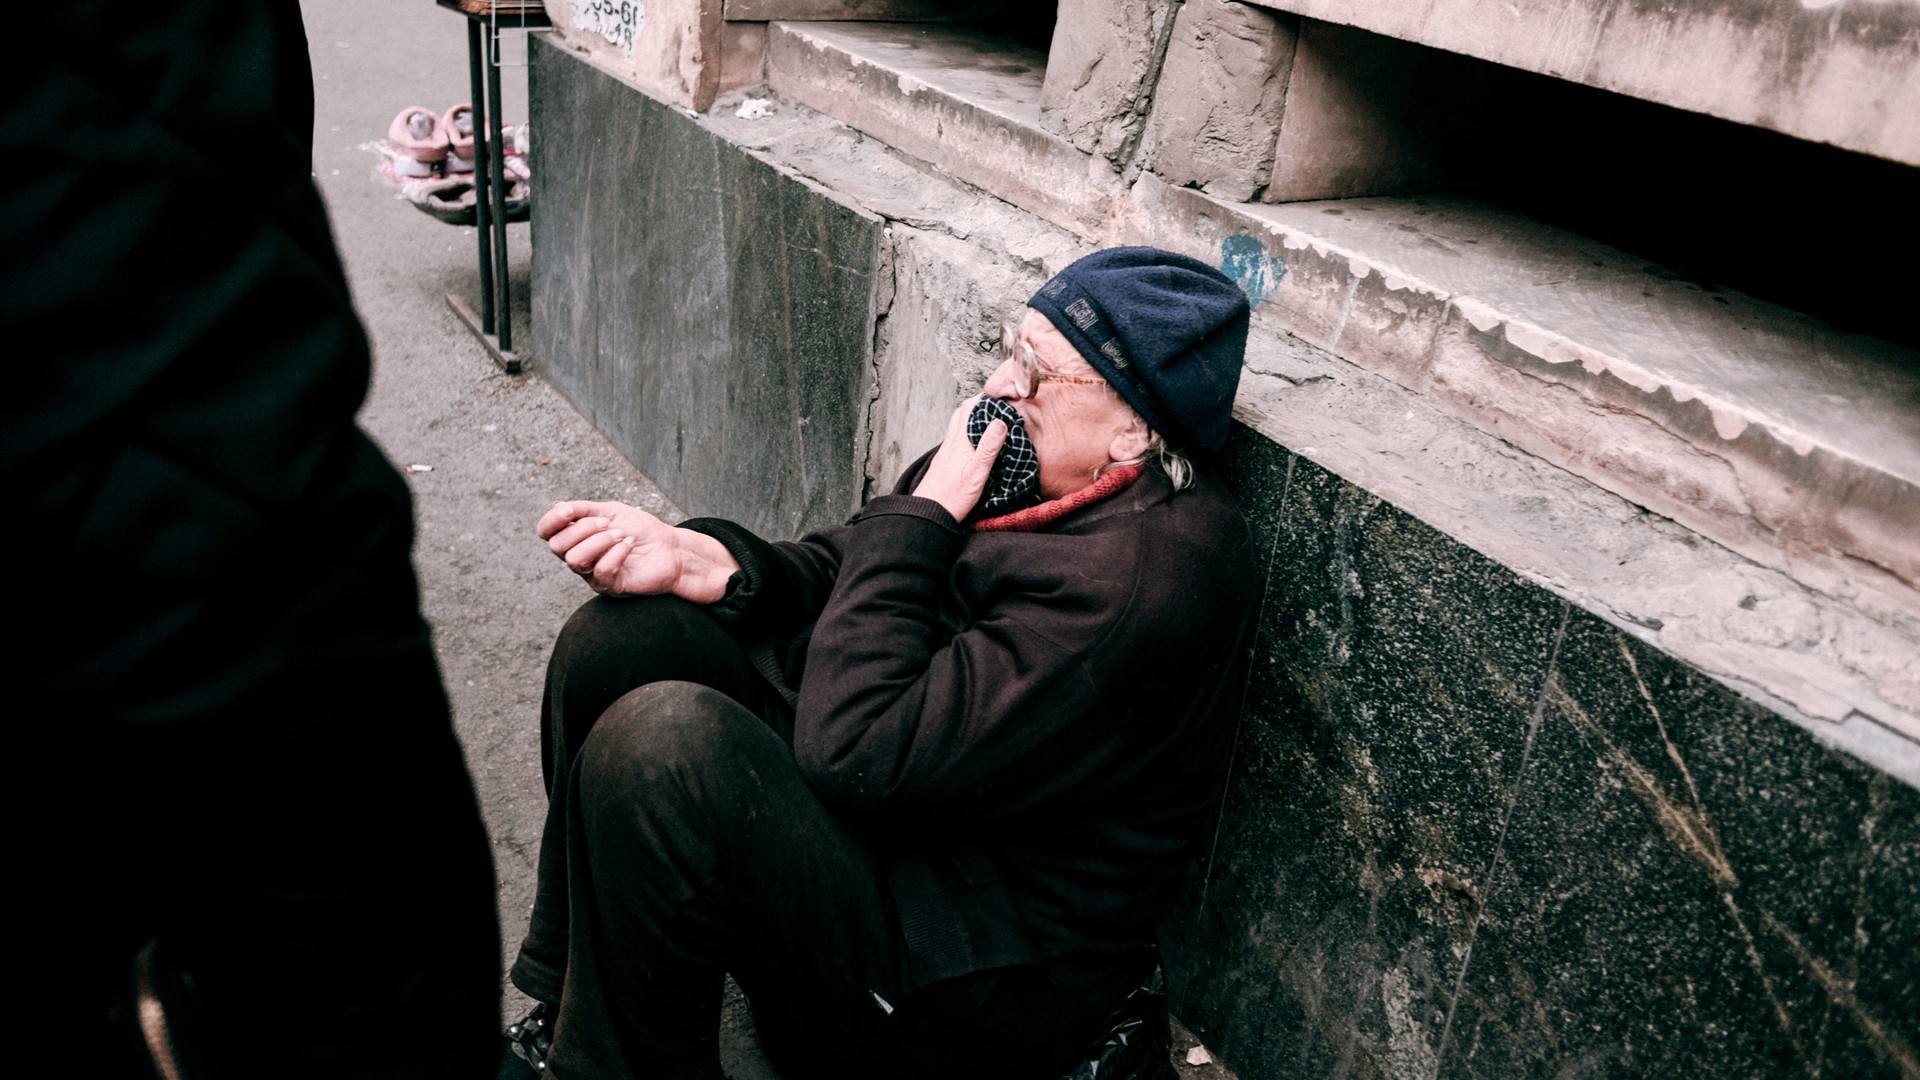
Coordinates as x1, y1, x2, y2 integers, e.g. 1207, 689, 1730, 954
576, 0, 643, 55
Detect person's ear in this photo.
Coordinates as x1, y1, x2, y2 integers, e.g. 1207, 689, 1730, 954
1108, 412, 1151, 464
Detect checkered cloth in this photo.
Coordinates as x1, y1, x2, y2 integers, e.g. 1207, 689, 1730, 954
967, 397, 1041, 512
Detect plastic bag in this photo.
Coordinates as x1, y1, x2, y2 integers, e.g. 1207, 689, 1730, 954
1063, 960, 1175, 1080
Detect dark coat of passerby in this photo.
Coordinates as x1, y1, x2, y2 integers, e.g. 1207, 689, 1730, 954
4, 3, 500, 1077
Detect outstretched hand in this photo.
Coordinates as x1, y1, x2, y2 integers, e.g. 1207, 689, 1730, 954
537, 500, 738, 603
912, 395, 1009, 523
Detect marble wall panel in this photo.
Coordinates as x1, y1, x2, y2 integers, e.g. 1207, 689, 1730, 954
1442, 616, 1920, 1078
1170, 437, 1920, 1080
529, 36, 881, 539
1167, 433, 1569, 1078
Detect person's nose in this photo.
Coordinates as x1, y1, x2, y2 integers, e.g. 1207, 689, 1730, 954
983, 357, 1025, 400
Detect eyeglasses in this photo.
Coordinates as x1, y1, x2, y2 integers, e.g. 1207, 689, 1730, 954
999, 323, 1108, 400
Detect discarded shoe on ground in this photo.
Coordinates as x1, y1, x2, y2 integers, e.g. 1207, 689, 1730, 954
363, 117, 530, 226
415, 178, 478, 225
386, 105, 448, 176
441, 103, 476, 173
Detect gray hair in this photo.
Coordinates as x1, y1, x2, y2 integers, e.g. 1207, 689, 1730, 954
1146, 434, 1194, 491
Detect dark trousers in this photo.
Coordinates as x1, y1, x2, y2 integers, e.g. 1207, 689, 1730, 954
508, 596, 1060, 1080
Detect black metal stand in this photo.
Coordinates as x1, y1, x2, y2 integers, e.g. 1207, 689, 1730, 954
436, 1, 550, 374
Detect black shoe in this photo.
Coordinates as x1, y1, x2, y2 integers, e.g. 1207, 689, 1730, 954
499, 1002, 553, 1078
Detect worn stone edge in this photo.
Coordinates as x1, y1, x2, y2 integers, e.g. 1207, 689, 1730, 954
1233, 0, 1920, 166
766, 21, 1124, 236
1120, 178, 1920, 625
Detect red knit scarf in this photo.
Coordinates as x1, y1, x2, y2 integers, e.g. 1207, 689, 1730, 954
972, 463, 1144, 533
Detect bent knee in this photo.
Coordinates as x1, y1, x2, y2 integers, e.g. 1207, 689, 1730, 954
576, 681, 767, 791
547, 594, 753, 702
552, 594, 694, 668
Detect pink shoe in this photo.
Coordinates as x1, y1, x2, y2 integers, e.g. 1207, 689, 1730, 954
440, 104, 476, 173
388, 106, 448, 166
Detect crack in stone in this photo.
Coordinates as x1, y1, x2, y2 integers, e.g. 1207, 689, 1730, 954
1429, 602, 1571, 1079
1620, 638, 1729, 874
1548, 675, 1840, 1062
856, 233, 899, 503
1722, 889, 1812, 1062
1759, 905, 1920, 1079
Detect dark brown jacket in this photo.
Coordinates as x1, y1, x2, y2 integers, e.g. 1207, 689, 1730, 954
685, 456, 1256, 991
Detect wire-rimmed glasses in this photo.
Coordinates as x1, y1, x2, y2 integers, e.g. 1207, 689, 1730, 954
999, 322, 1109, 400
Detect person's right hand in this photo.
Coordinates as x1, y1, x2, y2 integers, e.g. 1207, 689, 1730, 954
537, 501, 739, 602
913, 394, 1008, 523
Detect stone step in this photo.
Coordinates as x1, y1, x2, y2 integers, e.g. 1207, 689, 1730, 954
1237, 0, 1920, 166
765, 20, 1123, 234
1127, 180, 1920, 624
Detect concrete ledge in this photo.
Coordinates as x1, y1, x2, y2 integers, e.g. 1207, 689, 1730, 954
1238, 0, 1920, 165
1124, 181, 1920, 632
1225, 326, 1920, 762
765, 21, 1123, 236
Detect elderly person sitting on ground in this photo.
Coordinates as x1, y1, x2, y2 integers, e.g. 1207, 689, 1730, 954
501, 247, 1257, 1080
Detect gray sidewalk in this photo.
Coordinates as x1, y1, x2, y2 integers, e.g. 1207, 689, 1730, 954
298, 0, 771, 1068
305, 0, 590, 981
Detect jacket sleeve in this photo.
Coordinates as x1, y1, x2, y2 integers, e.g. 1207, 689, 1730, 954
677, 449, 941, 638
784, 493, 1138, 827
676, 516, 848, 638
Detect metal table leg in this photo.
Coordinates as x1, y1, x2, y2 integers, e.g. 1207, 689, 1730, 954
465, 16, 495, 334
486, 19, 514, 354
443, 3, 528, 374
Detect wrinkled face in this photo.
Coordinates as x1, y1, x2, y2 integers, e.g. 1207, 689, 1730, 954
983, 308, 1147, 501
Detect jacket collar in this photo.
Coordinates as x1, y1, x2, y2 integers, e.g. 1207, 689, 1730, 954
971, 463, 1168, 533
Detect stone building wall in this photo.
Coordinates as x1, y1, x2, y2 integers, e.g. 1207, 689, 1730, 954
525, 2, 1920, 1072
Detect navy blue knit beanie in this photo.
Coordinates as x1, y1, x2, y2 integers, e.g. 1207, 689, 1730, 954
1027, 246, 1250, 454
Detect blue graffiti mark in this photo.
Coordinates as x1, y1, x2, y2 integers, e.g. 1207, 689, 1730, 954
1219, 234, 1283, 308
